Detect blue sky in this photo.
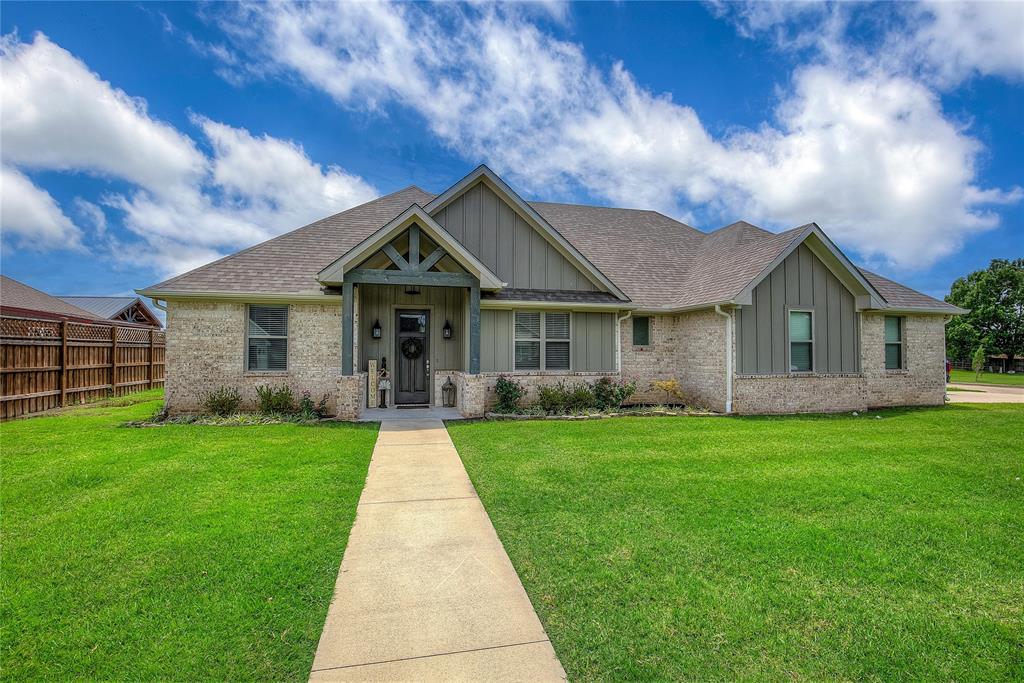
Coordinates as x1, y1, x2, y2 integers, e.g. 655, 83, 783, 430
1, 1, 1021, 304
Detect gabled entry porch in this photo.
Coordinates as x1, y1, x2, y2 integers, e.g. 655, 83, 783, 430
317, 204, 505, 408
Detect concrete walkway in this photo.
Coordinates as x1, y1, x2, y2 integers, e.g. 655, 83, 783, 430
948, 383, 1024, 403
309, 419, 566, 682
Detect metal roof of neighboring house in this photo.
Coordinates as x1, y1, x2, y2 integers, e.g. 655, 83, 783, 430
0, 275, 102, 320
56, 296, 139, 319
140, 174, 959, 314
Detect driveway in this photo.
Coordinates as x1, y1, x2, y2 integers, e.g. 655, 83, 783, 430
947, 383, 1024, 403
309, 418, 565, 681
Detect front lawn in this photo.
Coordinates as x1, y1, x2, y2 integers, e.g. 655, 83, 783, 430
950, 368, 1024, 386
1, 391, 378, 681
449, 405, 1023, 681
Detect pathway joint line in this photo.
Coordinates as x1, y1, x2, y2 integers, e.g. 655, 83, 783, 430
358, 495, 477, 506
310, 639, 552, 673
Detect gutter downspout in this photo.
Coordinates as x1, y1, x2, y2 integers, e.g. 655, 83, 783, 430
714, 305, 733, 414
150, 298, 167, 312
616, 310, 632, 373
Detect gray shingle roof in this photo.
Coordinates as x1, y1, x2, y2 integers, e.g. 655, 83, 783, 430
56, 296, 136, 319
481, 288, 624, 305
859, 270, 963, 312
142, 184, 956, 313
0, 276, 102, 320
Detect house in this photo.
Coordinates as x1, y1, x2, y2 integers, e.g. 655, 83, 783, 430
138, 165, 964, 418
57, 296, 162, 328
0, 275, 104, 323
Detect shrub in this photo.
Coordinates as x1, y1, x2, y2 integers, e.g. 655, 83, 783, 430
592, 377, 637, 411
256, 384, 295, 414
298, 391, 330, 420
200, 386, 242, 416
650, 378, 685, 405
537, 383, 568, 414
564, 384, 596, 413
494, 375, 526, 413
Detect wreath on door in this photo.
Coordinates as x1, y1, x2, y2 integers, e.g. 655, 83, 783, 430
400, 337, 424, 360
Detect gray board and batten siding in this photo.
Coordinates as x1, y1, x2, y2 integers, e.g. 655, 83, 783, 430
737, 243, 859, 375
479, 309, 616, 373
432, 181, 597, 292
358, 285, 466, 374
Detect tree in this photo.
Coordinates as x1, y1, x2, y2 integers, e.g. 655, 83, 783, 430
972, 345, 986, 381
946, 259, 1024, 370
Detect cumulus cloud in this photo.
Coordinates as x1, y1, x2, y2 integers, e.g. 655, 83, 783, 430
0, 166, 83, 250
213, 1, 1018, 268
0, 32, 377, 276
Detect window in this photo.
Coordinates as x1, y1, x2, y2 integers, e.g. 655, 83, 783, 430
789, 310, 813, 372
514, 311, 571, 370
247, 305, 288, 371
885, 316, 904, 370
632, 316, 650, 346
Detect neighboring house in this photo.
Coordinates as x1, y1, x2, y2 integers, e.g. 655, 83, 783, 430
0, 275, 104, 323
985, 354, 1023, 374
139, 165, 964, 418
57, 296, 162, 328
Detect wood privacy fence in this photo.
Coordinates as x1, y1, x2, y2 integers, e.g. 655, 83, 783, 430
1, 315, 165, 420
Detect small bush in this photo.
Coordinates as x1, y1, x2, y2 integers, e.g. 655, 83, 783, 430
201, 386, 242, 416
494, 375, 526, 413
592, 377, 637, 411
537, 383, 568, 414
298, 391, 330, 420
564, 384, 596, 413
256, 384, 295, 414
651, 378, 685, 405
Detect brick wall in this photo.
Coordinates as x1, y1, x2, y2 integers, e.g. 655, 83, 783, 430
733, 313, 947, 413
165, 300, 347, 415
619, 310, 727, 411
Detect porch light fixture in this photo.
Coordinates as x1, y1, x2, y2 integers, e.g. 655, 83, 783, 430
405, 285, 421, 295
371, 319, 382, 339
442, 319, 453, 339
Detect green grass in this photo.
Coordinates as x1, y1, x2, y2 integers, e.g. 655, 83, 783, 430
449, 405, 1024, 681
1, 391, 378, 681
950, 369, 1024, 386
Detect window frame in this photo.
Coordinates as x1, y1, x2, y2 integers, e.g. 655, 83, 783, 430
246, 304, 290, 373
787, 308, 815, 373
513, 310, 572, 371
632, 315, 651, 346
884, 315, 904, 370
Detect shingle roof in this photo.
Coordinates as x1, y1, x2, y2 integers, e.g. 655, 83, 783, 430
0, 276, 103, 320
141, 183, 956, 313
56, 296, 136, 319
481, 288, 624, 305
859, 270, 963, 313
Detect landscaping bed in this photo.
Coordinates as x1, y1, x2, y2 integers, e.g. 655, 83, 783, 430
449, 404, 1024, 681
1, 390, 378, 681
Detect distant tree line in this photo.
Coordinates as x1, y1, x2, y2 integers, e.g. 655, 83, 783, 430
945, 259, 1023, 370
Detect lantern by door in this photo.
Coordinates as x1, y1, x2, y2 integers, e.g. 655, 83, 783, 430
441, 376, 457, 407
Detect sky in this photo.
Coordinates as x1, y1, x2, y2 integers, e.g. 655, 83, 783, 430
1, 1, 1021, 306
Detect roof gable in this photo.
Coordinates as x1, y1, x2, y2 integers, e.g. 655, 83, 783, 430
317, 204, 505, 290
0, 276, 101, 320
425, 165, 629, 301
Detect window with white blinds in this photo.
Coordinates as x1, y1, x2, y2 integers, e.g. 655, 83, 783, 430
514, 311, 571, 371
247, 305, 288, 371
788, 310, 813, 372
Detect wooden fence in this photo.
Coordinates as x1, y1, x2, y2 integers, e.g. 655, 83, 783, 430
1, 315, 165, 420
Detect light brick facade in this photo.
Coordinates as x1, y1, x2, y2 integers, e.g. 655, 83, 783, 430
164, 300, 353, 416
165, 300, 947, 419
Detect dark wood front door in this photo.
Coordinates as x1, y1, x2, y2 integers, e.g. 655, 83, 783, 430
395, 310, 430, 404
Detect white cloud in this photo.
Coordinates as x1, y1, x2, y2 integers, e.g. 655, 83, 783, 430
0, 32, 377, 277
216, 1, 1018, 268
0, 166, 83, 250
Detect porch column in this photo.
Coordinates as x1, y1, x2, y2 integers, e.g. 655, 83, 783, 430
342, 281, 354, 376
469, 283, 480, 374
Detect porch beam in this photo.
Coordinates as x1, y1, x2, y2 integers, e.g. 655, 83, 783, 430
418, 247, 446, 272
408, 224, 420, 268
382, 244, 410, 271
342, 281, 354, 376
346, 269, 477, 287
469, 283, 481, 374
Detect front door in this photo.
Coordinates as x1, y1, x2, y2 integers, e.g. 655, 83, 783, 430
395, 310, 430, 404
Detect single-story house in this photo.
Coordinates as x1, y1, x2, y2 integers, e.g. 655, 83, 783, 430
1, 275, 105, 324
57, 296, 162, 328
139, 165, 964, 418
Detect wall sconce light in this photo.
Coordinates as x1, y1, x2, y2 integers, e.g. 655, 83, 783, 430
371, 319, 382, 339
405, 285, 421, 295
442, 319, 453, 339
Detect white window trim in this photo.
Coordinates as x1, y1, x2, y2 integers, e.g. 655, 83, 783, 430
246, 303, 290, 373
884, 315, 905, 371
787, 308, 814, 373
513, 310, 572, 371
